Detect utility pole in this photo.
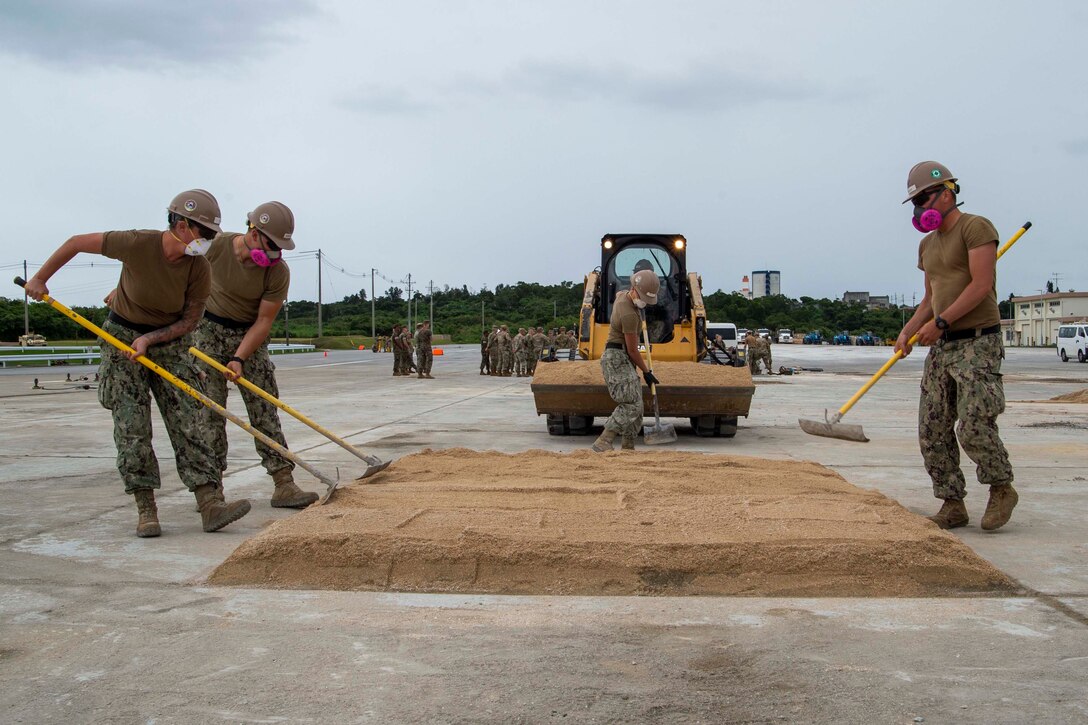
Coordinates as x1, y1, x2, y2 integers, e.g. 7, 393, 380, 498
22, 260, 29, 337
553, 299, 557, 319
370, 268, 376, 339
481, 300, 485, 333
429, 280, 434, 329
316, 248, 323, 338
284, 298, 290, 344
406, 273, 412, 329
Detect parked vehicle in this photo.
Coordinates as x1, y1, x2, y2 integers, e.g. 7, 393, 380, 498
1057, 323, 1088, 362
855, 331, 876, 346
777, 329, 793, 344
756, 328, 771, 340
803, 331, 824, 345
18, 333, 47, 347
832, 331, 852, 345
706, 321, 738, 347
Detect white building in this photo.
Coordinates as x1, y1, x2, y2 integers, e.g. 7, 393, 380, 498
751, 270, 781, 298
1009, 292, 1088, 346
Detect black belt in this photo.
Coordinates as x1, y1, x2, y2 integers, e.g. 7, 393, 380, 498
605, 342, 624, 350
204, 310, 252, 330
107, 311, 159, 335
943, 324, 1000, 342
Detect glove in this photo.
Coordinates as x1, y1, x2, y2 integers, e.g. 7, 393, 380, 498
643, 370, 660, 387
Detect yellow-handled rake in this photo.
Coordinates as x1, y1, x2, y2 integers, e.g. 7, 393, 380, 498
798, 221, 1032, 443
15, 277, 344, 504
189, 346, 390, 479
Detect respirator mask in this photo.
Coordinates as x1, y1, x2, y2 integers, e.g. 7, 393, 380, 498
912, 183, 963, 233
246, 228, 282, 267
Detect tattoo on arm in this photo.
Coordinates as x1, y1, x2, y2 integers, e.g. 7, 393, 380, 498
141, 296, 204, 346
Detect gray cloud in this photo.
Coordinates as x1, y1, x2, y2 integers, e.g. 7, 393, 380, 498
1063, 138, 1088, 156
336, 85, 435, 116
0, 0, 317, 68
462, 59, 823, 111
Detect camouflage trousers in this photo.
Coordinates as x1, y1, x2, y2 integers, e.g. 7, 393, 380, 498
97, 320, 220, 494
394, 348, 413, 374
193, 319, 293, 478
416, 346, 433, 374
480, 350, 490, 373
488, 347, 500, 374
601, 348, 643, 437
919, 333, 1013, 500
500, 349, 513, 375
748, 349, 772, 373
529, 346, 543, 374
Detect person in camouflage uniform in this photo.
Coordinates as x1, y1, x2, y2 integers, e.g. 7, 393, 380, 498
592, 271, 660, 452
744, 332, 772, 374
415, 320, 434, 378
485, 326, 499, 376
391, 324, 405, 375
498, 325, 514, 376
529, 326, 546, 375
896, 161, 1017, 532
193, 201, 317, 510
399, 325, 416, 375
480, 331, 490, 375
512, 328, 527, 376
24, 189, 251, 537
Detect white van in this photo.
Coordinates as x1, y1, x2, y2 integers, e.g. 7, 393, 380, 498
706, 321, 738, 346
1056, 324, 1088, 362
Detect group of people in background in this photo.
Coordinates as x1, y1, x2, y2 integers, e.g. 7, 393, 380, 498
480, 325, 576, 376
379, 321, 434, 378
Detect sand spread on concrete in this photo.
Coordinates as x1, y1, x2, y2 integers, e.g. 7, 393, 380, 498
1046, 388, 1088, 403
210, 450, 1013, 597
533, 361, 752, 387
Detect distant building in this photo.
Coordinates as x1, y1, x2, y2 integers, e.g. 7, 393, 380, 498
738, 275, 751, 299
751, 270, 780, 298
1009, 292, 1088, 346
843, 291, 891, 310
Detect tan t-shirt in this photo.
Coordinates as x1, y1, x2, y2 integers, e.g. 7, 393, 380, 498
205, 232, 290, 323
607, 291, 641, 345
917, 213, 1000, 331
102, 230, 211, 327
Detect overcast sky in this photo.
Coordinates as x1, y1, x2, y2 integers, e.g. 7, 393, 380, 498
1, 1, 1084, 308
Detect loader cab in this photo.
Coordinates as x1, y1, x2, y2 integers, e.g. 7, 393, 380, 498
598, 234, 687, 344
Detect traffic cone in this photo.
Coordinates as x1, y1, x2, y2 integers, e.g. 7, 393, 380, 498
324, 350, 328, 357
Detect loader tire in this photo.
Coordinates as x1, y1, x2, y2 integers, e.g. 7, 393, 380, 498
691, 415, 737, 438
546, 414, 569, 436
568, 415, 593, 435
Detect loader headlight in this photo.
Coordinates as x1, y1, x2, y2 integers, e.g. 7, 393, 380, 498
603, 238, 613, 250
674, 238, 685, 250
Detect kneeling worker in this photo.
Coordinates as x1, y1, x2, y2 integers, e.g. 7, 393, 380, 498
592, 270, 660, 452
194, 201, 318, 509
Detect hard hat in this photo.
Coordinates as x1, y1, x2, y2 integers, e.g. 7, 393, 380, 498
168, 189, 223, 232
631, 270, 660, 304
246, 201, 296, 250
903, 161, 958, 204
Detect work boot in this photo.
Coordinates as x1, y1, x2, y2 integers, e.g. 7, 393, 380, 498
133, 489, 161, 538
270, 469, 319, 509
194, 483, 251, 532
417, 372, 425, 378
928, 499, 969, 530
591, 429, 617, 452
425, 374, 434, 379
193, 481, 224, 512
621, 435, 636, 451
981, 484, 1018, 531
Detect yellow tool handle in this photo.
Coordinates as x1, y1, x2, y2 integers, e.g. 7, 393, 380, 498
639, 314, 657, 395
836, 221, 1032, 419
14, 277, 336, 491
190, 346, 372, 464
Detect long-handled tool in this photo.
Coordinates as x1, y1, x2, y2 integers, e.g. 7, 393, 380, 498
798, 221, 1032, 442
639, 311, 677, 445
189, 346, 390, 479
15, 277, 343, 504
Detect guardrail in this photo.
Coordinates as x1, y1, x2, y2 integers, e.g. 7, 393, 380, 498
2, 346, 100, 354
0, 352, 101, 368
1, 343, 315, 367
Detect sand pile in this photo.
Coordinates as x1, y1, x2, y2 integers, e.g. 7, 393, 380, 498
533, 361, 752, 387
209, 449, 1014, 597
1047, 388, 1088, 403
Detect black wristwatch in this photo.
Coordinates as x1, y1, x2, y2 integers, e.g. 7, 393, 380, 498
230, 355, 245, 364
934, 315, 949, 331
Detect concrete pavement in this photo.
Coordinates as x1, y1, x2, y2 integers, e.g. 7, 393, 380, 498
1, 344, 1086, 723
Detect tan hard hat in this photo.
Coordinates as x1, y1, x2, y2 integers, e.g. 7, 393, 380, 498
246, 201, 296, 250
168, 189, 222, 232
903, 161, 957, 204
631, 270, 660, 304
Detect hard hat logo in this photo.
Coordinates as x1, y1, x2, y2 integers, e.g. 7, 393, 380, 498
931, 169, 942, 178
184, 200, 197, 212
259, 213, 270, 224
